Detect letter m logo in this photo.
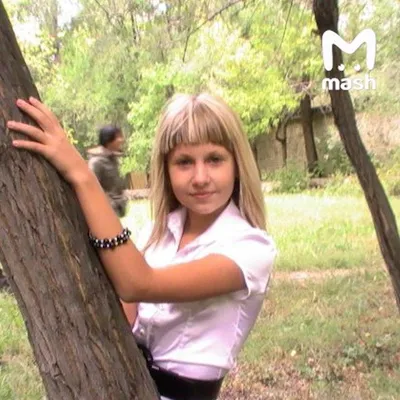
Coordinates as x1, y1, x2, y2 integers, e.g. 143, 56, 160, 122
322, 29, 376, 71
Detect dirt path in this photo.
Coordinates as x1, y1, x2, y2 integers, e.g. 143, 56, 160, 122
272, 267, 375, 283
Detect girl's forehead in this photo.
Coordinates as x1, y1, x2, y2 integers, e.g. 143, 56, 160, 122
169, 143, 231, 156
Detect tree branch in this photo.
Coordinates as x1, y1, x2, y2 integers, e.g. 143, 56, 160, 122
92, 0, 117, 29
182, 0, 244, 62
277, 0, 294, 54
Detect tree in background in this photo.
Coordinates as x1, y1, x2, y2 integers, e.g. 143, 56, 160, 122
313, 0, 400, 311
5, 0, 400, 175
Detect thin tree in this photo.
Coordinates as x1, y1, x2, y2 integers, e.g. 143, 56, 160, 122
299, 78, 319, 175
300, 99, 319, 174
0, 2, 158, 398
313, 0, 400, 310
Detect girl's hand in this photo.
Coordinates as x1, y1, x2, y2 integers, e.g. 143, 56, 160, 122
7, 97, 90, 186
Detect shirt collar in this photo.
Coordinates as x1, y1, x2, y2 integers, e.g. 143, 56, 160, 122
166, 199, 242, 246
167, 207, 187, 244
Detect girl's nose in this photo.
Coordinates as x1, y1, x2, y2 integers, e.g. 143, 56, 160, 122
192, 163, 210, 185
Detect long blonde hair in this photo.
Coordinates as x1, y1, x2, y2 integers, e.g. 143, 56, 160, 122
144, 93, 266, 252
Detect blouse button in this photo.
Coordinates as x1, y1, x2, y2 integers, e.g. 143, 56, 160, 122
139, 328, 145, 336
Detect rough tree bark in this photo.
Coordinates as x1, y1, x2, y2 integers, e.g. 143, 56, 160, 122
313, 0, 400, 311
0, 2, 159, 399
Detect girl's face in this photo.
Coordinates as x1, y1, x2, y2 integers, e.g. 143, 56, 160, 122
167, 143, 236, 220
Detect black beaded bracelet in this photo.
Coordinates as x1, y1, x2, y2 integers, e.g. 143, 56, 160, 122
88, 228, 132, 249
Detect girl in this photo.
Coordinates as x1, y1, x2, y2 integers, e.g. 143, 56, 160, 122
7, 93, 276, 400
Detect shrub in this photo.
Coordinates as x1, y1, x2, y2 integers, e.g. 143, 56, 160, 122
264, 163, 310, 194
316, 139, 354, 177
377, 147, 400, 196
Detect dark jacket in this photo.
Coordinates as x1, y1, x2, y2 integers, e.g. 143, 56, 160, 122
87, 146, 128, 217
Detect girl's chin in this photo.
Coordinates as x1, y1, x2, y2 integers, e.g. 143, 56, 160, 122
187, 200, 227, 216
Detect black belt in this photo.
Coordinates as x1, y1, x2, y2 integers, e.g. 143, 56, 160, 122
137, 343, 223, 400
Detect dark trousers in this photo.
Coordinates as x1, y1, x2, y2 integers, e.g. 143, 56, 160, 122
137, 343, 223, 400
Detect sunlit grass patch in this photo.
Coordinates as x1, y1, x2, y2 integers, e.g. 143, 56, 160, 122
267, 194, 400, 272
123, 194, 400, 273
0, 293, 43, 399
121, 200, 151, 242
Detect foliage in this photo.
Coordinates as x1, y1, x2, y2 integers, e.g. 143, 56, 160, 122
338, 0, 400, 114
4, 0, 400, 171
4, 0, 322, 169
44, 27, 140, 153
315, 137, 355, 177
377, 147, 400, 197
264, 163, 310, 194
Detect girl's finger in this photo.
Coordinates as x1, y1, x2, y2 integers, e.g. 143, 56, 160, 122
7, 121, 47, 143
16, 99, 52, 132
12, 140, 47, 155
28, 97, 61, 128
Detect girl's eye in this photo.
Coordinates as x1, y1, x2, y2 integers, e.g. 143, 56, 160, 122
176, 159, 192, 166
208, 156, 223, 164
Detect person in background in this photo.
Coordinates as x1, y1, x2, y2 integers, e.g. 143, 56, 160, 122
87, 125, 128, 217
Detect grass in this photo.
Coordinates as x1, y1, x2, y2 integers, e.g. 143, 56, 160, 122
122, 195, 400, 272
245, 271, 399, 372
120, 200, 151, 241
0, 191, 399, 399
267, 194, 400, 272
0, 294, 43, 400
220, 270, 400, 399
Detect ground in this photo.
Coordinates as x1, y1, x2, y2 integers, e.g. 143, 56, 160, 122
0, 194, 399, 399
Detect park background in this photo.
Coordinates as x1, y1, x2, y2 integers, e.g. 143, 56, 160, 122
0, 0, 399, 398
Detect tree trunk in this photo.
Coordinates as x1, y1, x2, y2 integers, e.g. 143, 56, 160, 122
300, 92, 319, 175
275, 117, 288, 167
0, 267, 9, 290
0, 2, 159, 399
313, 0, 400, 311
250, 138, 262, 179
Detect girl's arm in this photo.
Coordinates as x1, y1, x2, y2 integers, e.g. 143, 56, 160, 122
121, 301, 137, 327
7, 98, 248, 303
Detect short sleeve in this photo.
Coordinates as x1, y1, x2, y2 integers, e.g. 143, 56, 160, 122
215, 230, 277, 300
